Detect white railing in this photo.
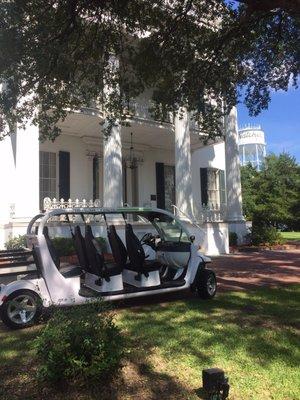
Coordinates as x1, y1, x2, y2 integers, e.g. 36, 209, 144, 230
198, 203, 226, 223
43, 197, 102, 211
172, 203, 226, 224
125, 100, 172, 124
171, 205, 206, 234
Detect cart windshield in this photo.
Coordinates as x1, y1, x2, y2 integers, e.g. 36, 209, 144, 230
141, 212, 190, 243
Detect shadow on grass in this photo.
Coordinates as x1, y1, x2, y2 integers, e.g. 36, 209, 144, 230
119, 285, 300, 371
0, 285, 299, 399
0, 315, 198, 400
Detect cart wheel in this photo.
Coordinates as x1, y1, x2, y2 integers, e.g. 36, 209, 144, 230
196, 269, 217, 299
0, 289, 43, 329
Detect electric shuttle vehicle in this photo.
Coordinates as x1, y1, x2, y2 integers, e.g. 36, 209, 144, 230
0, 207, 217, 329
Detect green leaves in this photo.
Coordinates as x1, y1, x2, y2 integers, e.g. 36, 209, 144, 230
34, 301, 125, 384
0, 1, 299, 140
241, 152, 300, 230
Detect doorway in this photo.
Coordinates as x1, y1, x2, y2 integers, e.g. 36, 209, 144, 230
156, 163, 175, 212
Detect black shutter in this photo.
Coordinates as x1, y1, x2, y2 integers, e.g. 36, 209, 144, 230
156, 162, 165, 209
200, 168, 208, 206
59, 151, 70, 199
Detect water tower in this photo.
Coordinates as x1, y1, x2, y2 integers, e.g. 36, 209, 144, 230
238, 125, 266, 170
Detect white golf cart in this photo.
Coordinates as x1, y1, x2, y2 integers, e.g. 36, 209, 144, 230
0, 207, 217, 329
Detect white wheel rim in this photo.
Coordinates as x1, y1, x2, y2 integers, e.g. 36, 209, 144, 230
7, 294, 37, 325
207, 275, 216, 295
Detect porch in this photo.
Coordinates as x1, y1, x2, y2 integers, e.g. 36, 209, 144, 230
0, 104, 245, 254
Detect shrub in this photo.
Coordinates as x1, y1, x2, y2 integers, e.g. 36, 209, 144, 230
34, 301, 124, 385
52, 237, 75, 257
229, 232, 238, 246
251, 212, 283, 246
5, 234, 27, 250
95, 236, 107, 253
251, 225, 282, 246
52, 236, 107, 257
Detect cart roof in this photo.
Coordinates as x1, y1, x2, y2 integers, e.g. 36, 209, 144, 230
27, 207, 191, 237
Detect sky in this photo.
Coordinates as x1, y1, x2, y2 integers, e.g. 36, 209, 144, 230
237, 88, 300, 163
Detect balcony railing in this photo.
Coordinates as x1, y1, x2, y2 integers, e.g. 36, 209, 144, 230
78, 98, 203, 133
43, 197, 102, 212
197, 203, 227, 223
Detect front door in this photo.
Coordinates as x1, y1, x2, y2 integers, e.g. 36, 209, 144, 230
164, 165, 175, 212
155, 163, 175, 212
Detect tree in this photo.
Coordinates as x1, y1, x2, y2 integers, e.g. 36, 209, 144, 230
240, 163, 259, 219
241, 153, 300, 230
0, 1, 299, 140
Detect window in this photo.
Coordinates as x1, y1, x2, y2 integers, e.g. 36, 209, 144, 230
40, 151, 56, 209
200, 168, 226, 206
207, 169, 219, 205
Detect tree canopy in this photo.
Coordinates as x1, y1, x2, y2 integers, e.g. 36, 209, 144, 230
0, 0, 299, 140
241, 153, 300, 230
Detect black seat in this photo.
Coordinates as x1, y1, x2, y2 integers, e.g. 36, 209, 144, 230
73, 226, 90, 273
85, 225, 121, 279
107, 225, 127, 270
125, 224, 161, 276
43, 226, 60, 269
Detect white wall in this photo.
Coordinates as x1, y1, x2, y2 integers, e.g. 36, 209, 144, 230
14, 122, 39, 218
40, 135, 103, 203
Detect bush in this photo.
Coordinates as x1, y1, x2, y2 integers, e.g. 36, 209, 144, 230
34, 301, 124, 385
52, 237, 75, 257
251, 213, 283, 246
229, 232, 238, 246
5, 234, 27, 250
52, 236, 107, 257
94, 236, 107, 253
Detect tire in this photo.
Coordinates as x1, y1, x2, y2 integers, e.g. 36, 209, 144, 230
196, 269, 217, 299
0, 289, 43, 329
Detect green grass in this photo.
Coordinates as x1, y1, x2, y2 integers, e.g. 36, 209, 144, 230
0, 286, 299, 399
281, 231, 300, 241
118, 286, 300, 400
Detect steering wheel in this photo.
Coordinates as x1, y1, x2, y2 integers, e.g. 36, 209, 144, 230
140, 232, 157, 249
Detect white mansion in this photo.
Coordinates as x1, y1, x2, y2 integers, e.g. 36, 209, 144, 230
0, 97, 246, 254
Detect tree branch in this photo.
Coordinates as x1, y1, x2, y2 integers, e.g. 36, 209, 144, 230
235, 0, 300, 16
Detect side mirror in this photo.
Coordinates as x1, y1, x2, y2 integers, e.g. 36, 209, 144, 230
190, 235, 195, 243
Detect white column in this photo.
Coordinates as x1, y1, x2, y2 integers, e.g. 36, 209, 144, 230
225, 107, 244, 222
0, 134, 16, 223
103, 121, 123, 207
14, 121, 40, 218
174, 107, 194, 219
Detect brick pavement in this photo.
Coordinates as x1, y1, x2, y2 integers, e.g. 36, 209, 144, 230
212, 249, 300, 291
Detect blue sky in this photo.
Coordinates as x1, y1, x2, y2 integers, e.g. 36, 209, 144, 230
237, 87, 300, 162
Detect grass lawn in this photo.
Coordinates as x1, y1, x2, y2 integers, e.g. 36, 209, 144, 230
281, 231, 300, 241
0, 285, 300, 399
